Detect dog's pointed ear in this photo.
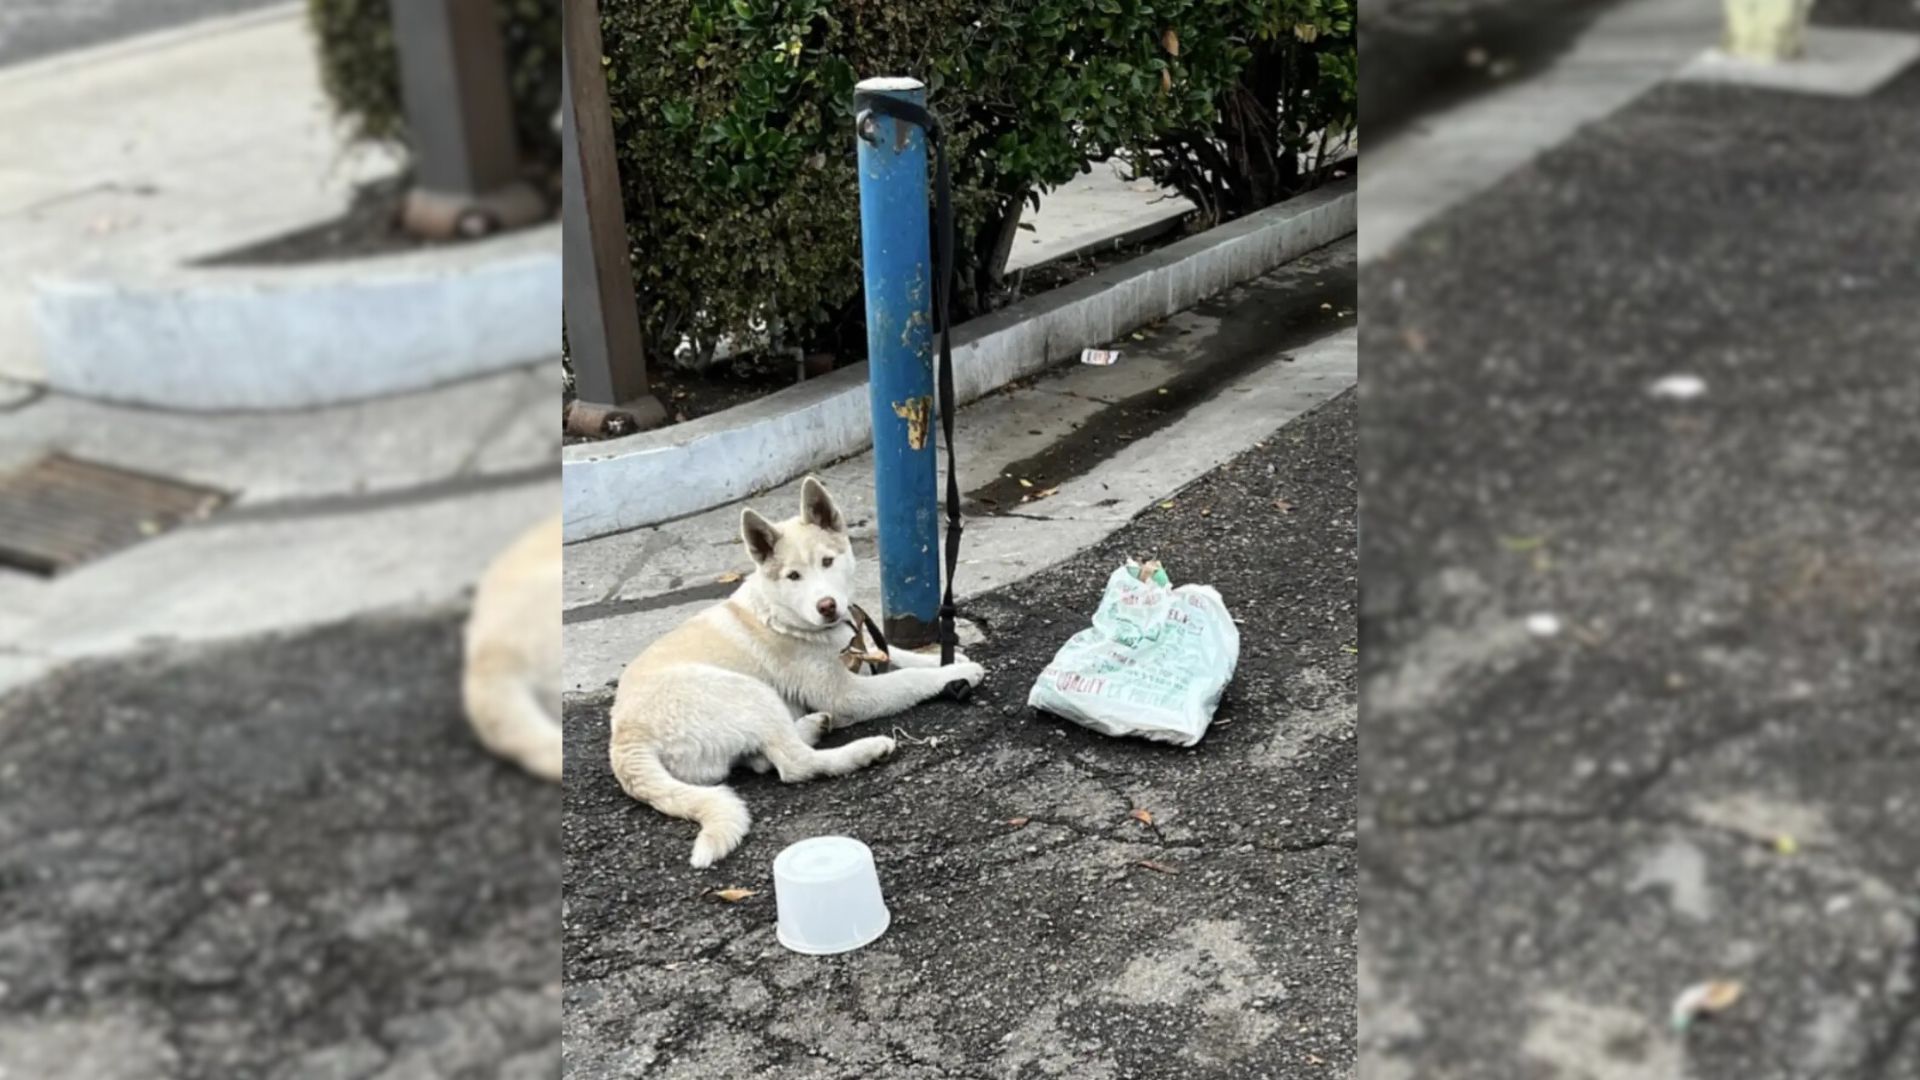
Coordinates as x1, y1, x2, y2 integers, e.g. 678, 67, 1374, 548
799, 476, 844, 533
741, 508, 780, 564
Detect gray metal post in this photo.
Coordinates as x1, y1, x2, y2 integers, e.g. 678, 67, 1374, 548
390, 0, 548, 238
561, 0, 665, 427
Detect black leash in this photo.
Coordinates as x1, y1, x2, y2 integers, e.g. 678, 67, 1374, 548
855, 90, 970, 701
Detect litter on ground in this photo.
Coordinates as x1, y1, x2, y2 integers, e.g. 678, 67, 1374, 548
1027, 559, 1240, 747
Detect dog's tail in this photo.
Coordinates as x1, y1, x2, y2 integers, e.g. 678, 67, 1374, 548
611, 743, 752, 868
463, 665, 562, 784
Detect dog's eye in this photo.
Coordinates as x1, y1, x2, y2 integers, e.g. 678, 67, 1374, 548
786, 570, 801, 581
822, 556, 834, 568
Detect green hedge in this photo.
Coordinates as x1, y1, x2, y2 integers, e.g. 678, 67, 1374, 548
604, 0, 1354, 366
309, 0, 1353, 367
307, 0, 561, 164
1131, 6, 1356, 222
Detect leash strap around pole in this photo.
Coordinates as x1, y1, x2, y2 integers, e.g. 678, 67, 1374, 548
855, 94, 967, 692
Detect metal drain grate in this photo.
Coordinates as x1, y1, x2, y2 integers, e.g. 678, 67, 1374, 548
0, 454, 229, 576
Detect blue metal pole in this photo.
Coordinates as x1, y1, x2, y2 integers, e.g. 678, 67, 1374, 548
854, 77, 941, 647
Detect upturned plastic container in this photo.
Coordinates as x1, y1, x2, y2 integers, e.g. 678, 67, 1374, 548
772, 836, 891, 955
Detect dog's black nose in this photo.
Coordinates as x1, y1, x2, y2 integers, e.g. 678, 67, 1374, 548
817, 598, 839, 621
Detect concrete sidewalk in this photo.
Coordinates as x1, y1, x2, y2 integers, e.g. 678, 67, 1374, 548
1358, 0, 1721, 261
562, 239, 1358, 697
0, 362, 558, 695
1005, 161, 1195, 274
1360, 38, 1920, 1080
0, 3, 399, 385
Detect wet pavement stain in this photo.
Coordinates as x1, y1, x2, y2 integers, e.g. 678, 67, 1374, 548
969, 258, 1356, 515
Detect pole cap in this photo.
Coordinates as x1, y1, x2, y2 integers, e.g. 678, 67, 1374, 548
854, 76, 925, 94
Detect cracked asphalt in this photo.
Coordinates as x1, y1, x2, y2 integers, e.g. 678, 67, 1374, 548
1360, 59, 1920, 1080
0, 613, 559, 1080
562, 392, 1358, 1079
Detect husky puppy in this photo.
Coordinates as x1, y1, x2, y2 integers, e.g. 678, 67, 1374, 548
462, 515, 563, 783
610, 477, 985, 867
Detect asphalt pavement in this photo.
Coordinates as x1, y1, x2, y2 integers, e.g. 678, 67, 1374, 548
1360, 61, 1920, 1080
0, 613, 559, 1080
562, 392, 1358, 1080
0, 0, 290, 67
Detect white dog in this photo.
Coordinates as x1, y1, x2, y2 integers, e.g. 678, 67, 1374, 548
609, 477, 985, 867
462, 515, 563, 783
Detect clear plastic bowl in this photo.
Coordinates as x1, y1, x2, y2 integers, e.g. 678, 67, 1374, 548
772, 836, 891, 955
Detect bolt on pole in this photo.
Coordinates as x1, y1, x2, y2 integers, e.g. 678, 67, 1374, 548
853, 77, 941, 648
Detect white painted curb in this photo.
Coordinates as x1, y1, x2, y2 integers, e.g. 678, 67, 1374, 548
562, 177, 1354, 542
34, 223, 559, 411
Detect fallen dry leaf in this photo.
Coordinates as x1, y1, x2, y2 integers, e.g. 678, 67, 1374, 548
1130, 809, 1155, 827
707, 887, 758, 903
1672, 979, 1743, 1031
715, 571, 744, 584
1017, 478, 1034, 489
1159, 501, 1176, 510
1007, 817, 1031, 829
1274, 499, 1294, 513
1160, 68, 1173, 94
1026, 486, 1061, 502
1134, 859, 1180, 875
1162, 27, 1180, 55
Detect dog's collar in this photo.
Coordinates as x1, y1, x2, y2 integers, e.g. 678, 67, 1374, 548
770, 617, 843, 639
736, 591, 846, 641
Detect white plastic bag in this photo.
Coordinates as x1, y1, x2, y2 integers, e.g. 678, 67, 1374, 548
1027, 560, 1240, 746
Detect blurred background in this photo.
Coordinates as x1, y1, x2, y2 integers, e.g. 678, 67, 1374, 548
1359, 0, 1920, 1076
0, 1, 559, 1076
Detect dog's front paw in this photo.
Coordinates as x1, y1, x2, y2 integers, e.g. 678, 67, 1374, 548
850, 735, 896, 767
949, 661, 986, 687
797, 712, 834, 745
